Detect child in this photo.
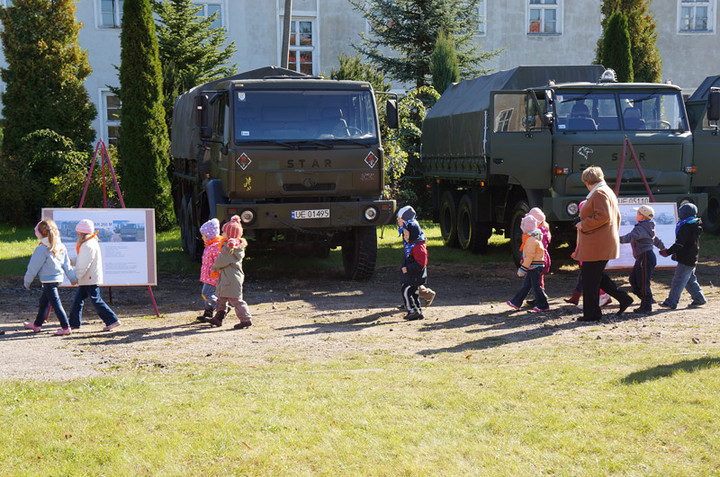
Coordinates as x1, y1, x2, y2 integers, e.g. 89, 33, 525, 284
619, 205, 666, 314
396, 205, 436, 306
207, 215, 253, 329
23, 219, 77, 335
196, 218, 224, 322
68, 219, 121, 332
658, 203, 707, 309
507, 215, 549, 312
525, 207, 551, 306
400, 220, 428, 321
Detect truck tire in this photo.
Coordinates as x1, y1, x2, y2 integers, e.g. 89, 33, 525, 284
342, 226, 377, 280
456, 194, 491, 253
439, 191, 459, 247
180, 195, 190, 254
185, 197, 202, 261
702, 186, 720, 235
509, 200, 530, 267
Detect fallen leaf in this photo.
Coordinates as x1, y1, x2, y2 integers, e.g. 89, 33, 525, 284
242, 441, 252, 450
465, 354, 473, 360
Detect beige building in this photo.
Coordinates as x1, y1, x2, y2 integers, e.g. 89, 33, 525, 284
0, 0, 716, 144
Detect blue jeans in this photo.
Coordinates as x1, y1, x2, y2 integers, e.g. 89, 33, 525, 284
666, 263, 706, 307
201, 283, 217, 308
35, 282, 69, 329
510, 267, 548, 309
69, 285, 119, 328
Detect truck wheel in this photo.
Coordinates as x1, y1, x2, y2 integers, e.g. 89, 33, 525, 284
439, 191, 459, 247
456, 194, 491, 253
185, 197, 202, 261
702, 186, 720, 235
342, 226, 378, 280
509, 200, 529, 267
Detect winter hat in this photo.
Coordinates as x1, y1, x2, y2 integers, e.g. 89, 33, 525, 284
404, 220, 422, 242
397, 205, 416, 222
527, 207, 546, 224
200, 218, 220, 240
678, 203, 698, 220
634, 204, 655, 219
75, 219, 95, 235
222, 215, 243, 240
520, 215, 538, 235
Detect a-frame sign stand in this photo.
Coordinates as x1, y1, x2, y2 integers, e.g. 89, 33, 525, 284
613, 135, 655, 201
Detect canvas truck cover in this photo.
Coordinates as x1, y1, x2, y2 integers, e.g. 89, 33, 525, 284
422, 65, 605, 159
171, 66, 305, 160
687, 75, 720, 103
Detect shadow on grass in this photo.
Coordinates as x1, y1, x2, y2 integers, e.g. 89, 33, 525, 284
620, 356, 720, 384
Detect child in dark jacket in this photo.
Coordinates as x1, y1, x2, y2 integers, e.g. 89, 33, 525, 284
396, 205, 436, 306
619, 204, 666, 314
400, 220, 428, 321
658, 203, 707, 309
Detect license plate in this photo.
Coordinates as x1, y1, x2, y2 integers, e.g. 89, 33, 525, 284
618, 197, 650, 205
291, 209, 330, 219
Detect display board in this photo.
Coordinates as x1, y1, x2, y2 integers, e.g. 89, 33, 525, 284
42, 208, 157, 286
606, 202, 678, 271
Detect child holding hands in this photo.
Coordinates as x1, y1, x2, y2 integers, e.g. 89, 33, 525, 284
507, 215, 549, 312
400, 220, 428, 321
196, 218, 224, 322
23, 219, 77, 335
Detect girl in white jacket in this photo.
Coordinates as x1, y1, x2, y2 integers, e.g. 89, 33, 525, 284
68, 219, 121, 331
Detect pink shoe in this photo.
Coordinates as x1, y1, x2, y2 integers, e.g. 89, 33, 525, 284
102, 321, 121, 331
23, 322, 42, 333
53, 328, 71, 336
506, 301, 521, 311
599, 293, 612, 307
531, 306, 550, 312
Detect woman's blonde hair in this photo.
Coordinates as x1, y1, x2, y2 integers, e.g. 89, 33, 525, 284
581, 166, 605, 185
36, 219, 60, 253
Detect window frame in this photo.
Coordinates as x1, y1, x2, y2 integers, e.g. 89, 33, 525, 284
677, 0, 716, 34
99, 89, 121, 147
476, 0, 487, 36
527, 0, 562, 36
192, 1, 225, 30
98, 0, 123, 29
283, 17, 316, 76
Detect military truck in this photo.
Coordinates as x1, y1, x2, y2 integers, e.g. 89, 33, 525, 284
685, 76, 720, 234
422, 65, 708, 263
171, 66, 397, 279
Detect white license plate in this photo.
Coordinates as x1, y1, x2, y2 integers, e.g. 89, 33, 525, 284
291, 209, 330, 219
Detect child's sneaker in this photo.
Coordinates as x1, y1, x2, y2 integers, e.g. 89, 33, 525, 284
688, 300, 707, 308
102, 321, 121, 331
53, 328, 71, 336
233, 319, 253, 329
506, 301, 521, 311
404, 311, 424, 321
658, 301, 677, 310
23, 322, 42, 333
599, 293, 612, 307
531, 306, 550, 313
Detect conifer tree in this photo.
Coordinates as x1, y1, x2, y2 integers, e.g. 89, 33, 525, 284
600, 10, 633, 83
349, 0, 498, 88
430, 30, 460, 94
596, 0, 661, 82
118, 0, 175, 230
152, 0, 237, 130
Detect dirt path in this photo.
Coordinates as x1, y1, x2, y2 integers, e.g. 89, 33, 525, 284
1, 258, 718, 381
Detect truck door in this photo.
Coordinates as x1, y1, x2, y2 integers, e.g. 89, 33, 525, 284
489, 91, 552, 188
691, 110, 720, 188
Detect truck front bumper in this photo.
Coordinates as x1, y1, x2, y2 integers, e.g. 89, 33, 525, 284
215, 199, 396, 230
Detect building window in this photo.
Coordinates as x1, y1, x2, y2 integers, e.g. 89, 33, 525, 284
286, 19, 315, 75
102, 91, 121, 147
528, 0, 561, 35
679, 0, 715, 32
193, 2, 223, 30
476, 0, 487, 35
99, 0, 123, 28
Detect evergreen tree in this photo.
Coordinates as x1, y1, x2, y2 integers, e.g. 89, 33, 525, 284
152, 0, 237, 130
601, 11, 633, 83
0, 0, 96, 223
596, 0, 661, 82
348, 0, 498, 88
118, 0, 175, 230
430, 30, 460, 94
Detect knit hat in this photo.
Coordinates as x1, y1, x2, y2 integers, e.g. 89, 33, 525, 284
75, 219, 95, 235
520, 215, 538, 235
222, 215, 243, 240
678, 203, 698, 220
634, 204, 655, 219
200, 218, 220, 240
403, 220, 422, 242
397, 205, 416, 222
527, 207, 546, 224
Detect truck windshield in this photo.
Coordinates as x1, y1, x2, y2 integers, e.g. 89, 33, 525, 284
556, 93, 618, 131
619, 91, 688, 131
233, 89, 378, 143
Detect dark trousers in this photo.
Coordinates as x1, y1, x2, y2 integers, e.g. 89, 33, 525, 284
34, 282, 69, 329
401, 284, 421, 312
510, 267, 549, 309
629, 251, 656, 309
581, 260, 630, 320
69, 285, 119, 328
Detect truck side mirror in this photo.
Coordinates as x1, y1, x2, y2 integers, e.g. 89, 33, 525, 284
708, 88, 720, 121
195, 94, 209, 128
386, 99, 399, 129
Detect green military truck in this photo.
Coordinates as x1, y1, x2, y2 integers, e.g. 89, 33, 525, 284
171, 66, 397, 279
422, 65, 708, 262
685, 76, 720, 234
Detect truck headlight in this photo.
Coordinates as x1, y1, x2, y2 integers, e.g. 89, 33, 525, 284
364, 206, 378, 221
566, 201, 579, 216
240, 209, 255, 225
